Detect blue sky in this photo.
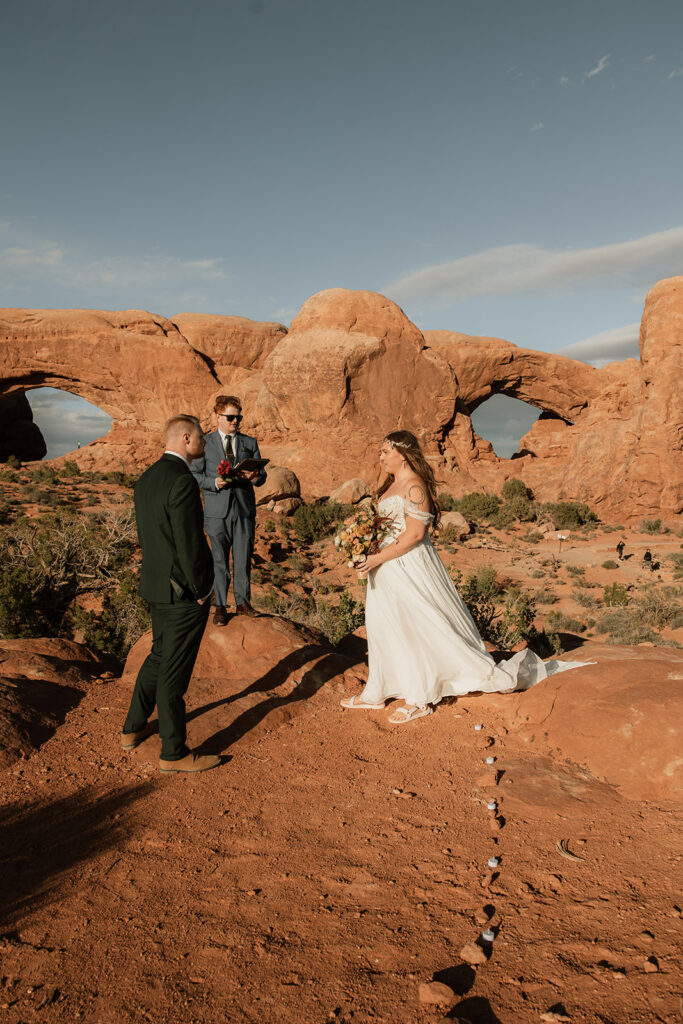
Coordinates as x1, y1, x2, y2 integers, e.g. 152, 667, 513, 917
2, 0, 683, 457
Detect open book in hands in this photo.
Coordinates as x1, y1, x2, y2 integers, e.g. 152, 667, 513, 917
231, 457, 269, 478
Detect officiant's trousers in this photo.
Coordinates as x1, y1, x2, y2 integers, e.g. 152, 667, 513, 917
205, 504, 254, 607
123, 597, 210, 760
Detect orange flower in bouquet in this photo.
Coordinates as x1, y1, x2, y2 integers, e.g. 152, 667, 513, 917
333, 503, 393, 568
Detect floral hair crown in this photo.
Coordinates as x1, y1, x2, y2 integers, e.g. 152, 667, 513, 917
386, 438, 411, 450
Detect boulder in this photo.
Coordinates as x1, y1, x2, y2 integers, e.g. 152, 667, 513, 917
439, 510, 470, 539
0, 392, 47, 462
329, 479, 368, 504
504, 644, 683, 801
256, 465, 301, 505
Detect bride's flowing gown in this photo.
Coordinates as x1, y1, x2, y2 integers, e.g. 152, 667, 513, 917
360, 495, 584, 708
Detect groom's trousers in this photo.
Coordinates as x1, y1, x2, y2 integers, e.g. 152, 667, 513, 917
123, 596, 210, 761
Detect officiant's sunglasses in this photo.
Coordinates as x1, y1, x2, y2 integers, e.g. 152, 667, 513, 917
219, 413, 243, 422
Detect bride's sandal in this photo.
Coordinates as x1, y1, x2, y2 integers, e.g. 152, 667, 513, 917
340, 694, 386, 710
388, 705, 433, 725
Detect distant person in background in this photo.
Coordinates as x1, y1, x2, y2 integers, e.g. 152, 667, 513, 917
616, 540, 625, 561
191, 395, 267, 625
121, 415, 219, 774
643, 548, 653, 571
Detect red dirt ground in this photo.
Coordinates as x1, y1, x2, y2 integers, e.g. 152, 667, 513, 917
1, 614, 681, 1024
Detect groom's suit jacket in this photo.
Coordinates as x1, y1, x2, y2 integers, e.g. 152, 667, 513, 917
134, 453, 214, 604
191, 431, 267, 520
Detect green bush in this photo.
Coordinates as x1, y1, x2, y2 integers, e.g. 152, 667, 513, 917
263, 519, 276, 533
501, 478, 530, 501
71, 570, 150, 664
543, 501, 598, 530
62, 460, 81, 477
603, 582, 629, 607
439, 523, 462, 544
496, 586, 536, 650
669, 552, 683, 579
101, 470, 139, 487
639, 518, 669, 535
6, 455, 21, 469
602, 560, 619, 570
292, 501, 354, 545
438, 492, 457, 511
0, 507, 140, 657
545, 610, 586, 634
574, 589, 602, 610
523, 529, 544, 544
256, 588, 364, 645
455, 492, 501, 522
598, 609, 659, 646
566, 564, 586, 577
634, 586, 683, 630
32, 465, 58, 484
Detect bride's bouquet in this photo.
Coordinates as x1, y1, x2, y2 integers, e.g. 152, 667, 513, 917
333, 503, 393, 568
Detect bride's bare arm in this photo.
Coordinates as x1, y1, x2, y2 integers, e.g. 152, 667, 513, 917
357, 482, 430, 576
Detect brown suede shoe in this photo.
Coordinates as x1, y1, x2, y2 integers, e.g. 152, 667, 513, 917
159, 752, 221, 774
213, 606, 228, 626
235, 602, 258, 617
121, 725, 150, 750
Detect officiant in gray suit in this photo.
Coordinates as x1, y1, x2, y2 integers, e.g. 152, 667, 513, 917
191, 394, 267, 625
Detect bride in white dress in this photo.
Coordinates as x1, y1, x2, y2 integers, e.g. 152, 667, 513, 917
341, 431, 584, 724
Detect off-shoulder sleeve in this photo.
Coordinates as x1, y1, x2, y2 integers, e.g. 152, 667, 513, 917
404, 498, 434, 523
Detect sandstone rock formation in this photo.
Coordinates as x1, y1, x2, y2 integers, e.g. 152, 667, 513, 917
328, 479, 368, 504
504, 644, 683, 801
1, 279, 681, 522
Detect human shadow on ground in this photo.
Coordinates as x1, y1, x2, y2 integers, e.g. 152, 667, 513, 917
0, 781, 154, 926
446, 995, 504, 1022
193, 641, 365, 755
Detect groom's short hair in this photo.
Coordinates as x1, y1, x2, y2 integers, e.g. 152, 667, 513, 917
214, 394, 241, 413
164, 414, 201, 442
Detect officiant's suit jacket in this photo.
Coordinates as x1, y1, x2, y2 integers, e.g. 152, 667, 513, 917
190, 431, 267, 521
136, 453, 214, 604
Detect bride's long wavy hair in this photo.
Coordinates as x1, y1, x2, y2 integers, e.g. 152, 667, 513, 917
376, 430, 441, 528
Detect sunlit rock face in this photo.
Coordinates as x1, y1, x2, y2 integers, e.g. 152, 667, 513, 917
0, 278, 681, 522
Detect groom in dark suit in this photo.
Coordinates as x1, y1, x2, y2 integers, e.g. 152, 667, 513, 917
121, 414, 220, 773
191, 394, 267, 625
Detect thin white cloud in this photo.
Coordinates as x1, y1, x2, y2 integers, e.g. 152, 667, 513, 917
586, 54, 610, 79
643, 54, 656, 62
0, 221, 231, 306
385, 226, 683, 305
558, 323, 640, 368
28, 387, 112, 458
530, 121, 544, 132
667, 67, 683, 80
559, 76, 570, 86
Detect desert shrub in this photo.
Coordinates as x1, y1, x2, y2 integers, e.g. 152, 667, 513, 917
440, 523, 462, 544
438, 492, 457, 511
523, 529, 544, 544
292, 501, 353, 545
543, 501, 598, 530
0, 507, 139, 643
71, 571, 150, 664
534, 587, 558, 605
101, 470, 138, 487
634, 586, 683, 630
450, 565, 501, 640
496, 586, 536, 650
62, 460, 81, 477
501, 478, 529, 501
263, 519, 276, 533
256, 588, 364, 645
573, 589, 602, 610
598, 609, 659, 646
602, 560, 619, 570
566, 564, 586, 577
545, 610, 586, 634
603, 582, 629, 607
503, 493, 535, 522
669, 552, 683, 579
530, 569, 545, 579
639, 518, 669, 535
455, 492, 501, 523
32, 465, 58, 484
288, 553, 313, 574
6, 455, 21, 469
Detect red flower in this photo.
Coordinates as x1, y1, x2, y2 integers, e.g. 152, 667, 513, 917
217, 458, 232, 478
